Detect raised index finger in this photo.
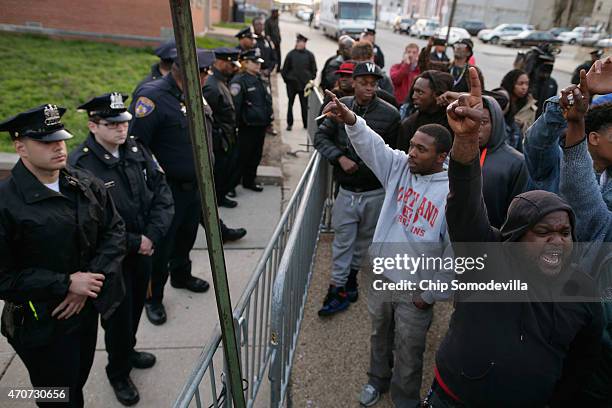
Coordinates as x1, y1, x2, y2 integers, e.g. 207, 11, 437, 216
468, 67, 482, 99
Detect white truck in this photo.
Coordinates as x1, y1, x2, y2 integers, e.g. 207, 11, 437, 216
319, 0, 376, 39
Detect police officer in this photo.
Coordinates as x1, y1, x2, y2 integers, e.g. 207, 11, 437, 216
235, 26, 257, 53
252, 16, 277, 74
0, 105, 126, 407
281, 34, 317, 131
203, 48, 242, 207
361, 28, 385, 69
69, 93, 174, 405
132, 40, 176, 97
230, 49, 274, 192
129, 49, 215, 325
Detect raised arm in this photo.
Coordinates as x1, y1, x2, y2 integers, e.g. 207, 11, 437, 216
446, 67, 498, 242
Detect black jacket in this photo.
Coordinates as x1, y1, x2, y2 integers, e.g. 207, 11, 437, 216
481, 96, 528, 228
132, 63, 164, 98
254, 36, 277, 72
0, 161, 126, 347
373, 44, 385, 68
69, 134, 174, 253
230, 71, 273, 127
314, 95, 400, 191
440, 156, 604, 407
264, 17, 281, 44
203, 67, 238, 152
320, 54, 345, 91
281, 48, 317, 90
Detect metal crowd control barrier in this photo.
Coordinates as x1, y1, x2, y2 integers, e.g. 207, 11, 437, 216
173, 152, 329, 408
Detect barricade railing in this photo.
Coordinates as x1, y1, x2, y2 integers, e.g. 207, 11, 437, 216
269, 153, 329, 407
173, 151, 327, 408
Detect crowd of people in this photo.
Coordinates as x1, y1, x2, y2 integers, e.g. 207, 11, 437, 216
0, 10, 284, 407
313, 27, 612, 408
0, 10, 611, 407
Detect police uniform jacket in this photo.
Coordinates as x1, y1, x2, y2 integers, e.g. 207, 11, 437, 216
203, 67, 237, 152
69, 134, 174, 254
132, 63, 164, 98
0, 161, 126, 347
281, 49, 317, 90
130, 74, 211, 182
230, 72, 273, 127
254, 37, 277, 71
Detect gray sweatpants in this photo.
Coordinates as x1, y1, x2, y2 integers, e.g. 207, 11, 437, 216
330, 187, 385, 287
366, 278, 433, 406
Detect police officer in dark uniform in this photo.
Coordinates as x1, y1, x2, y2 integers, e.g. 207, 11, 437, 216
281, 34, 317, 131
132, 40, 176, 97
230, 49, 274, 192
361, 28, 385, 69
572, 49, 604, 85
235, 26, 257, 53
69, 93, 174, 405
0, 105, 126, 407
129, 49, 214, 325
203, 48, 242, 207
253, 16, 277, 74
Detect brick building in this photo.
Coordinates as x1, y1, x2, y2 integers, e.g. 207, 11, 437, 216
0, 0, 234, 45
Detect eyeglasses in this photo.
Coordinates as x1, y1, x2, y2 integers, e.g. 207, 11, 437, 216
98, 121, 129, 130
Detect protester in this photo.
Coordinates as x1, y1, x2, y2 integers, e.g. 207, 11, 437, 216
318, 61, 356, 122
281, 33, 317, 131
264, 8, 282, 72
558, 60, 612, 407
398, 70, 453, 152
0, 105, 126, 407
390, 43, 420, 105
320, 35, 355, 91
500, 69, 537, 151
350, 41, 396, 106
314, 62, 399, 317
430, 38, 449, 62
425, 67, 603, 408
70, 93, 173, 405
523, 44, 558, 117
360, 28, 385, 68
319, 89, 454, 406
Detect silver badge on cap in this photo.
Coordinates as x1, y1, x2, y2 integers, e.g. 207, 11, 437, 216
110, 92, 125, 109
44, 104, 61, 126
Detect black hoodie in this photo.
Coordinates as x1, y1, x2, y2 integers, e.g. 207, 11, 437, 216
481, 96, 529, 228
436, 157, 604, 407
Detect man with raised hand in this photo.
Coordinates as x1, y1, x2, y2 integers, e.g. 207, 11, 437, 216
427, 67, 603, 407
320, 88, 454, 406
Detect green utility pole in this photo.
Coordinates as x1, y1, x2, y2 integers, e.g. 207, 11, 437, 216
167, 1, 246, 407
445, 0, 458, 46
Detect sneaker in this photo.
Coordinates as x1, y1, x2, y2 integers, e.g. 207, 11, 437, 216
346, 269, 359, 302
359, 384, 380, 407
317, 285, 350, 316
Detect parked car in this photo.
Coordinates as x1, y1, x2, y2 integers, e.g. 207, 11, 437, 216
435, 26, 472, 45
548, 27, 570, 37
478, 23, 534, 44
501, 30, 564, 48
595, 36, 612, 48
457, 20, 487, 36
410, 19, 440, 38
237, 3, 268, 18
394, 17, 415, 34
558, 26, 590, 44
578, 31, 608, 46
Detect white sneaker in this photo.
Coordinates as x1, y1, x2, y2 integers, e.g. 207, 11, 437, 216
359, 384, 381, 407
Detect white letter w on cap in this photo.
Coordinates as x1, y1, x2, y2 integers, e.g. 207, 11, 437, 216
366, 63, 375, 72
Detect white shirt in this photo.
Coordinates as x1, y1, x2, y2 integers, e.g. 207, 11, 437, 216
44, 180, 60, 193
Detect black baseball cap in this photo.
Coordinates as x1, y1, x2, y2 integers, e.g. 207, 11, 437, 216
352, 62, 383, 79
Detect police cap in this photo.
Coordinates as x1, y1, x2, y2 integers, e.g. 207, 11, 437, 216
236, 27, 258, 39
352, 61, 383, 79
214, 47, 242, 67
0, 104, 73, 142
296, 33, 308, 42
154, 40, 177, 61
174, 48, 216, 71
240, 48, 264, 63
362, 28, 376, 35
78, 92, 132, 123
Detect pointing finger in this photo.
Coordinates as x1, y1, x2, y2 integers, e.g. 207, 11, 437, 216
468, 67, 482, 99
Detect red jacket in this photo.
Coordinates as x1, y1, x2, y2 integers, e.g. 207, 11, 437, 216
390, 62, 420, 104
